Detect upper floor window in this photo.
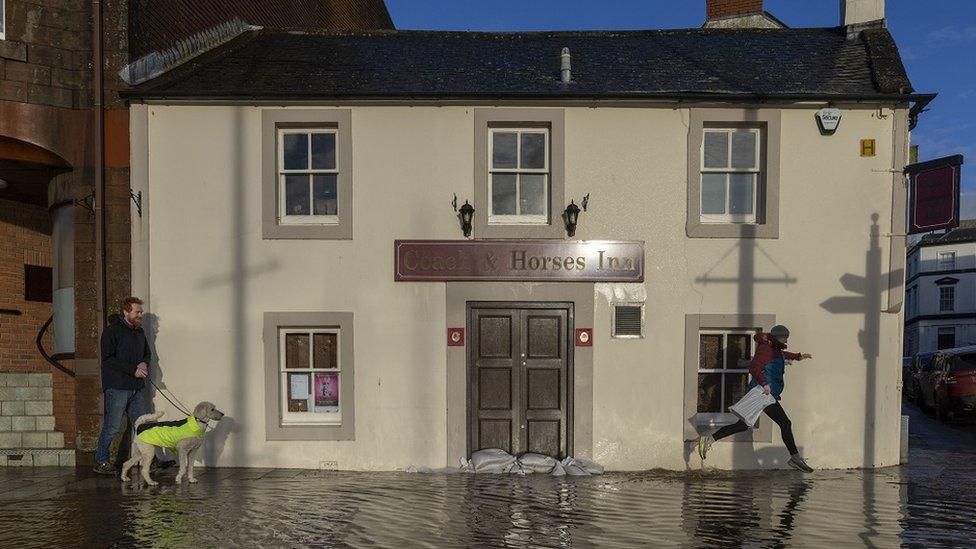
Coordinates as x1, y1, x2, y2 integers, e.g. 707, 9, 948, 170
262, 109, 352, 240
1, 0, 6, 40
488, 128, 550, 225
938, 252, 956, 271
279, 129, 338, 224
474, 109, 565, 239
700, 128, 762, 225
940, 286, 955, 312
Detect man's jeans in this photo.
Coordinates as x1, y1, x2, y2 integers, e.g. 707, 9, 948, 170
94, 388, 147, 464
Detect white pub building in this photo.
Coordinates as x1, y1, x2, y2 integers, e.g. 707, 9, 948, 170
120, 0, 931, 470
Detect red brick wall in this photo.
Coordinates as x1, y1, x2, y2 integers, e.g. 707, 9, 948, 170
0, 198, 76, 447
707, 0, 764, 19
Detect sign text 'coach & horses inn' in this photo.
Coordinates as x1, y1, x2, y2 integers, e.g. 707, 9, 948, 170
394, 240, 645, 282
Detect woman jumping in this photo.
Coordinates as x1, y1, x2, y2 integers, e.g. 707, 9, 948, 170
696, 325, 815, 472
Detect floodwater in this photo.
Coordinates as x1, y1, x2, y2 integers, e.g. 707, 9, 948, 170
1, 406, 974, 548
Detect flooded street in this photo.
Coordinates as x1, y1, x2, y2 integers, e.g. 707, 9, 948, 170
1, 403, 974, 548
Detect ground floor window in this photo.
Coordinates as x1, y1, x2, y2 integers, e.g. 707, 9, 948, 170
280, 328, 341, 424
697, 330, 753, 424
264, 312, 355, 441
938, 327, 956, 350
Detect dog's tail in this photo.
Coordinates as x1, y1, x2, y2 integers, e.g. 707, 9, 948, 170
133, 411, 164, 430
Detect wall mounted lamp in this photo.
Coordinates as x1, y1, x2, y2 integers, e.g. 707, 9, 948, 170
563, 193, 589, 238
453, 194, 475, 238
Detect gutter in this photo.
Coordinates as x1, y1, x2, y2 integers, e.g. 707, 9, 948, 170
93, 0, 106, 337
121, 90, 938, 104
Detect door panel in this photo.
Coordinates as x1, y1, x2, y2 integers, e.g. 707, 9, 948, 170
469, 304, 572, 459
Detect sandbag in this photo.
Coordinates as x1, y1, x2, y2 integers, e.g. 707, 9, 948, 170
518, 453, 559, 474
469, 448, 517, 473
728, 385, 776, 428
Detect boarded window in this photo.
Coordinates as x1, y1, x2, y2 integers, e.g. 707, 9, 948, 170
24, 265, 52, 303
612, 304, 643, 338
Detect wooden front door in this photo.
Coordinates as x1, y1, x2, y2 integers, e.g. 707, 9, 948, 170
468, 303, 573, 458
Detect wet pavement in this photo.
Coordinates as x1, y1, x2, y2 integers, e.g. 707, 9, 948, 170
1, 402, 974, 548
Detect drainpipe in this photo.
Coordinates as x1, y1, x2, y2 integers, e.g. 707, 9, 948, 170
93, 0, 106, 336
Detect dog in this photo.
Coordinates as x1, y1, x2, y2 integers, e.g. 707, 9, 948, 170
120, 402, 224, 486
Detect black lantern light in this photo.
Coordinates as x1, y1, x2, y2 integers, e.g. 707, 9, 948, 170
563, 194, 589, 238
453, 194, 476, 238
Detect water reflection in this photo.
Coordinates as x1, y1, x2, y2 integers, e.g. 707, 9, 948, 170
0, 466, 973, 548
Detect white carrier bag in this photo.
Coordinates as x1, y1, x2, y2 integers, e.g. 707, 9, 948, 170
728, 386, 777, 428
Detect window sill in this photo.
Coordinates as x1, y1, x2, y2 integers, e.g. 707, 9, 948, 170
280, 218, 340, 226
687, 220, 778, 239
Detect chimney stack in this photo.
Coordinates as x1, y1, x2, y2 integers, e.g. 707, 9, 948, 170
841, 0, 885, 27
707, 0, 764, 21
705, 0, 783, 29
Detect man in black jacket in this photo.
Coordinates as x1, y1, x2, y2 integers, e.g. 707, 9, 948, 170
93, 297, 150, 474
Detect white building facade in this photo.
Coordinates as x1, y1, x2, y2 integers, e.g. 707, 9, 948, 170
121, 3, 925, 471
904, 223, 976, 355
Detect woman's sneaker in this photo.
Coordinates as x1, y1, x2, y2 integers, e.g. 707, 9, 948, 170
696, 435, 715, 460
788, 455, 814, 473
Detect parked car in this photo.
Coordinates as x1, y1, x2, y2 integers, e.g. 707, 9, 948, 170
906, 352, 936, 404
918, 346, 976, 421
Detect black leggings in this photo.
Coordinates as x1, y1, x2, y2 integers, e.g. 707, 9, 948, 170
712, 401, 799, 456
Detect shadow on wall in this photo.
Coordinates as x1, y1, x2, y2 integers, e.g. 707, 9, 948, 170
819, 213, 892, 469
690, 219, 798, 470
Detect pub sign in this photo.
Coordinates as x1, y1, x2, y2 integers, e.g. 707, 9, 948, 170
394, 240, 645, 283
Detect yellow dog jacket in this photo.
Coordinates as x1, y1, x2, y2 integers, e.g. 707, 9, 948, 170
136, 415, 206, 451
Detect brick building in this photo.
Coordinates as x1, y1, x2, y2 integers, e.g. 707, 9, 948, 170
0, 0, 393, 466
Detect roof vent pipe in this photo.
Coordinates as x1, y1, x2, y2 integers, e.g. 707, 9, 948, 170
560, 47, 571, 83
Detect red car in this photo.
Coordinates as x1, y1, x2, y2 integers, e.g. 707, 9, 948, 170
919, 346, 976, 422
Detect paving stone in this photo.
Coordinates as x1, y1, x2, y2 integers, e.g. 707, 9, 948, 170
35, 417, 55, 431
1, 402, 26, 416
27, 374, 52, 388
0, 387, 16, 400
6, 454, 32, 467
47, 432, 64, 448
11, 417, 36, 431
4, 374, 29, 388
14, 387, 52, 401
58, 452, 76, 467
0, 433, 23, 449
22, 432, 47, 448
33, 454, 59, 467
0, 417, 10, 431
25, 401, 53, 416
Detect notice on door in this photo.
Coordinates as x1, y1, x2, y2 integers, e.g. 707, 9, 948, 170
394, 240, 644, 282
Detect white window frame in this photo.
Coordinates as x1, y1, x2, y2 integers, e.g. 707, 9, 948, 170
940, 286, 955, 312
938, 251, 956, 271
278, 328, 342, 426
696, 330, 754, 427
700, 128, 762, 225
487, 128, 550, 225
277, 128, 340, 226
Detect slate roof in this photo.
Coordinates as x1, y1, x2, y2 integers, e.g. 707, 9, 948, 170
912, 220, 976, 251
123, 26, 916, 101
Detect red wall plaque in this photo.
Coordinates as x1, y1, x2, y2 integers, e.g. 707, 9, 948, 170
394, 240, 644, 282
576, 328, 593, 347
447, 327, 465, 347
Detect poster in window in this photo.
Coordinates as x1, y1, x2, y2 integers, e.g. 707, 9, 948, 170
287, 373, 309, 412
314, 373, 339, 412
